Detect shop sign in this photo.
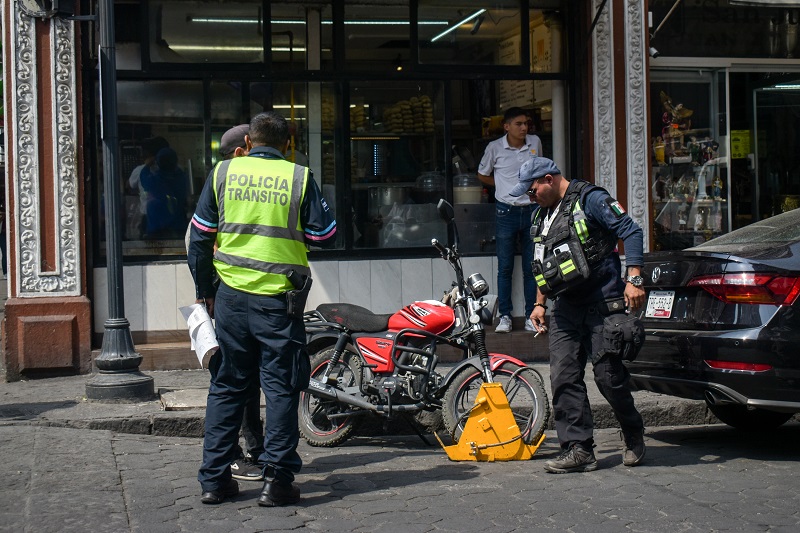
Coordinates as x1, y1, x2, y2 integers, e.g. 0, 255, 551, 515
730, 130, 750, 159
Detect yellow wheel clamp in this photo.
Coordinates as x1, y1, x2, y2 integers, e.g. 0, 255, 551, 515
435, 382, 545, 461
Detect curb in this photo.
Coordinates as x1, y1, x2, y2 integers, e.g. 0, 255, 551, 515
0, 397, 717, 439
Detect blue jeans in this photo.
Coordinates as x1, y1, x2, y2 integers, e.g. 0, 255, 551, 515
495, 202, 537, 318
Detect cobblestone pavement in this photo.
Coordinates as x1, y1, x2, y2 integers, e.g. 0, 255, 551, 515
1, 422, 799, 533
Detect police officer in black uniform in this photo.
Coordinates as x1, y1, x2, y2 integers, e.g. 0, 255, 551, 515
189, 111, 337, 505
508, 157, 646, 473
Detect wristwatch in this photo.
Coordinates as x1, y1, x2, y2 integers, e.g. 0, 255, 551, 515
626, 275, 644, 287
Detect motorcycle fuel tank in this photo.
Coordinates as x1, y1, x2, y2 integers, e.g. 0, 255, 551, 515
388, 300, 455, 335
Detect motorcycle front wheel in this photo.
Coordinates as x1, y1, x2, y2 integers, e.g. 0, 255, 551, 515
298, 348, 362, 447
442, 364, 550, 445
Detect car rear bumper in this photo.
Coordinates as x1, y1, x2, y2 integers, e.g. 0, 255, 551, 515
628, 373, 800, 413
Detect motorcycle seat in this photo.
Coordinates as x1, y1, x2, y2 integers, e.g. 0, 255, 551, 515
316, 303, 392, 332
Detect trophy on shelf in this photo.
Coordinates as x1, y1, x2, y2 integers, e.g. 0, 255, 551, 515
660, 91, 693, 164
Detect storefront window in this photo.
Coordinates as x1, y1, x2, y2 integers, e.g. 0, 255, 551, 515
649, 72, 730, 251
105, 81, 205, 258
350, 81, 447, 249
649, 0, 800, 59
418, 0, 523, 66
148, 1, 264, 64
271, 3, 308, 70
103, 1, 572, 261
344, 1, 411, 72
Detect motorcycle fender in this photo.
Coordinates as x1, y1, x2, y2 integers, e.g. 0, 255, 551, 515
439, 354, 529, 390
305, 331, 339, 356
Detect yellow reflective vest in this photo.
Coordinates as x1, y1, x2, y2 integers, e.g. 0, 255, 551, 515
211, 155, 311, 295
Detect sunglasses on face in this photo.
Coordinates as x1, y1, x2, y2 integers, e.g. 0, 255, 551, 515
525, 176, 548, 196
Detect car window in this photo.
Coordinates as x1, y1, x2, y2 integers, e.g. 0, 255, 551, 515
691, 208, 800, 248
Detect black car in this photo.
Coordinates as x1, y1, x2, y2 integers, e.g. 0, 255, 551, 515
628, 208, 800, 430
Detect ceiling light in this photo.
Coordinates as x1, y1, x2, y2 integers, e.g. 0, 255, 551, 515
168, 45, 307, 53
431, 9, 486, 43
188, 17, 447, 26
763, 84, 800, 91
393, 54, 403, 72
187, 17, 258, 24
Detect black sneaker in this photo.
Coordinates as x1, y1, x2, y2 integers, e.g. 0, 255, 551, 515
621, 429, 646, 467
230, 458, 264, 481
544, 444, 598, 474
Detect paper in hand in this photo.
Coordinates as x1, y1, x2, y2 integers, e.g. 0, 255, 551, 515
179, 303, 219, 369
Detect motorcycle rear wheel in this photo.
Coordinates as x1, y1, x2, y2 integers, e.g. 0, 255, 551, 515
442, 364, 550, 445
299, 348, 362, 447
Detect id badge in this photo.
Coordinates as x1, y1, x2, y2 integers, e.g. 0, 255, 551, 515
534, 244, 545, 264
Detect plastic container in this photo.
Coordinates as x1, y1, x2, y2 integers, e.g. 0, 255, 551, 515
412, 171, 445, 204
453, 174, 482, 204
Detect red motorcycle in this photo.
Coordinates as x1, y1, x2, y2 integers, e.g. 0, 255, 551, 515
299, 200, 550, 447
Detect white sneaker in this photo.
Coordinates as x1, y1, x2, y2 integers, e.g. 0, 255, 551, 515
524, 318, 537, 332
495, 315, 512, 333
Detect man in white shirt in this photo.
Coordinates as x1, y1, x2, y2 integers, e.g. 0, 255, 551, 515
477, 107, 543, 333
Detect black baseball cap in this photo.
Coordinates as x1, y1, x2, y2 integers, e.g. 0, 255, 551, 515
219, 124, 249, 157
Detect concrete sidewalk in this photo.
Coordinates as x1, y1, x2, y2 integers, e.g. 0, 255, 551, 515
0, 364, 720, 438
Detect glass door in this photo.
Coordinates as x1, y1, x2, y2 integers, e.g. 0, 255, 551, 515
751, 77, 800, 222
649, 70, 729, 251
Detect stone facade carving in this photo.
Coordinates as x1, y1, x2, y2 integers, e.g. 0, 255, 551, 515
592, 0, 651, 250
10, 8, 80, 296
624, 0, 650, 248
592, 0, 616, 195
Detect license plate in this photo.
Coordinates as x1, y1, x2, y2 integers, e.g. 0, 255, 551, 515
646, 290, 675, 318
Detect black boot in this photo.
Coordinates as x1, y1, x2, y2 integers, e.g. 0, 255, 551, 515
258, 478, 301, 507
200, 478, 239, 505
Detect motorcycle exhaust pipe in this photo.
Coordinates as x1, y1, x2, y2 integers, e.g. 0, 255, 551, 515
305, 378, 378, 411
304, 378, 428, 413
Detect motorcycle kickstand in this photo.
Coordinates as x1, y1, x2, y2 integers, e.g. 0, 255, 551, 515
401, 413, 435, 447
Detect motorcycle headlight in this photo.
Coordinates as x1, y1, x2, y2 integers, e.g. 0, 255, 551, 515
478, 294, 498, 325
467, 273, 489, 298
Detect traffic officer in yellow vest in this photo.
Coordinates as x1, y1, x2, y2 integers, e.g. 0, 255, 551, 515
508, 157, 646, 474
188, 111, 337, 506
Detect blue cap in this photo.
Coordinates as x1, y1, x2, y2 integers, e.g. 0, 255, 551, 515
508, 157, 561, 197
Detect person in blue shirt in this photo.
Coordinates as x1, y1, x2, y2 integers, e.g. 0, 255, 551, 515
140, 147, 188, 239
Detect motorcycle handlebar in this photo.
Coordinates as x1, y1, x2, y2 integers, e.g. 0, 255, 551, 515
431, 238, 448, 257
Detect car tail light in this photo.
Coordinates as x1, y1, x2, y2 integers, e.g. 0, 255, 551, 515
704, 360, 772, 372
688, 273, 800, 305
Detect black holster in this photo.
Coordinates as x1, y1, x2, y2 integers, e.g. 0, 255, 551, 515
286, 270, 313, 319
600, 310, 644, 362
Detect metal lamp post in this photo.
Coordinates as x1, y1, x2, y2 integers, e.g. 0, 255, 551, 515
85, 0, 154, 400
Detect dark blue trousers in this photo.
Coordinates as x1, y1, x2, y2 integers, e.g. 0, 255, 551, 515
198, 282, 310, 492
548, 297, 644, 450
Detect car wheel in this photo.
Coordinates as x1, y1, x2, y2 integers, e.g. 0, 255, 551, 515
707, 403, 794, 431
